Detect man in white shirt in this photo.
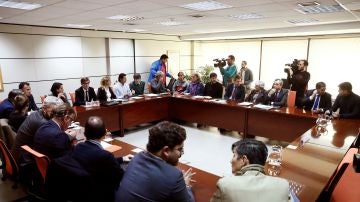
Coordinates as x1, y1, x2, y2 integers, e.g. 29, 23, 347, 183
114, 73, 132, 99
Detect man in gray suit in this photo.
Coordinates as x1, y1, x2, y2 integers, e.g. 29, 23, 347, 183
211, 139, 292, 202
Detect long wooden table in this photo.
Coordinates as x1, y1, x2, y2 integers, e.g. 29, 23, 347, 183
74, 95, 360, 202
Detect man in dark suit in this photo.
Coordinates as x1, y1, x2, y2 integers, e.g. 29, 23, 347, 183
19, 82, 38, 111
266, 79, 288, 107
224, 74, 245, 101
302, 82, 332, 113
0, 89, 23, 119
115, 121, 195, 202
332, 82, 360, 119
74, 77, 97, 106
204, 72, 223, 99
33, 104, 76, 160
47, 116, 128, 202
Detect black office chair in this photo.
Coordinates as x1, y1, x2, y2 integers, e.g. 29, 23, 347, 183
350, 129, 360, 148
316, 162, 349, 202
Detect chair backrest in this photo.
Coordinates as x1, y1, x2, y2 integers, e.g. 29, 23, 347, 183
351, 128, 360, 148
0, 119, 16, 149
0, 139, 19, 181
147, 83, 152, 93
287, 90, 296, 108
316, 162, 349, 202
69, 92, 76, 104
21, 145, 50, 183
40, 95, 47, 104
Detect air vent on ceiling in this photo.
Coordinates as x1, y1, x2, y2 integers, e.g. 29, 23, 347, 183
190, 14, 205, 18
295, 4, 344, 14
297, 1, 320, 7
181, 1, 232, 11
107, 15, 144, 21
287, 18, 319, 24
123, 23, 137, 26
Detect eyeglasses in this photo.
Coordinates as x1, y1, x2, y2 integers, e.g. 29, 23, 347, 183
175, 146, 184, 155
66, 115, 75, 122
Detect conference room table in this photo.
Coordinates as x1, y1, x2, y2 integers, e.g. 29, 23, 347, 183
74, 94, 360, 202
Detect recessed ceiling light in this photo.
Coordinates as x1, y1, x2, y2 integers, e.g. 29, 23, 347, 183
190, 14, 205, 18
65, 24, 92, 28
181, 0, 232, 11
0, 0, 42, 10
295, 4, 344, 14
158, 21, 185, 26
287, 18, 319, 25
230, 13, 264, 20
107, 15, 144, 21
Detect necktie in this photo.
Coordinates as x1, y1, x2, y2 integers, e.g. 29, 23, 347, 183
231, 86, 237, 100
312, 95, 320, 110
85, 90, 89, 102
161, 63, 166, 84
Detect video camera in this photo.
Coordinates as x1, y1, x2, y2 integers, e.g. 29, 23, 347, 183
213, 58, 227, 68
284, 59, 299, 75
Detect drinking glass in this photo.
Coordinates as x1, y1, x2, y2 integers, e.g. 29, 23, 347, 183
267, 145, 282, 176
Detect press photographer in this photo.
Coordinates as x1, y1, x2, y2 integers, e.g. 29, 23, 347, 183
216, 55, 238, 87
286, 59, 310, 107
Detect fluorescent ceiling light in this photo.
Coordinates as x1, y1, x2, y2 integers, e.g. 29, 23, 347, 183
132, 29, 147, 32
107, 15, 144, 21
0, 0, 42, 10
65, 24, 92, 28
230, 13, 263, 20
295, 4, 344, 14
181, 0, 232, 11
287, 18, 319, 25
158, 21, 185, 26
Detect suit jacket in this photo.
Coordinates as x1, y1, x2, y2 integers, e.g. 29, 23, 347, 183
332, 92, 360, 118
0, 98, 14, 119
245, 89, 267, 104
115, 151, 194, 202
33, 120, 72, 160
47, 141, 124, 202
27, 94, 39, 111
74, 86, 97, 106
204, 81, 223, 99
302, 89, 332, 112
211, 165, 290, 202
266, 88, 289, 107
224, 84, 245, 101
97, 87, 116, 102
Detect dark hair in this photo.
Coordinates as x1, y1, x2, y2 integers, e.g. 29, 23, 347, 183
234, 74, 241, 80
339, 82, 352, 92
160, 54, 168, 60
178, 71, 184, 77
232, 139, 268, 165
84, 116, 106, 140
118, 73, 127, 82
300, 59, 309, 66
50, 82, 63, 97
228, 55, 235, 61
315, 82, 326, 89
53, 103, 76, 119
133, 73, 141, 79
80, 77, 90, 84
19, 82, 30, 89
146, 121, 186, 153
210, 72, 217, 78
8, 89, 23, 102
13, 94, 29, 111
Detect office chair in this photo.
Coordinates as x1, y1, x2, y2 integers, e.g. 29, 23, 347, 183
20, 145, 50, 184
351, 129, 360, 148
69, 92, 76, 104
316, 162, 349, 202
39, 95, 46, 104
0, 118, 16, 149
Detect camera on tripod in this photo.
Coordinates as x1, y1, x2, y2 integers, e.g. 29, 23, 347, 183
284, 59, 299, 75
213, 58, 227, 68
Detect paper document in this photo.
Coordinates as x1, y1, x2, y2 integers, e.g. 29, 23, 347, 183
100, 141, 121, 153
238, 102, 253, 106
131, 148, 143, 153
253, 104, 273, 110
145, 94, 158, 97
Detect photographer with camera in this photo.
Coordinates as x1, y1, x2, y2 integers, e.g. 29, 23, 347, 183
285, 59, 310, 107
215, 55, 237, 87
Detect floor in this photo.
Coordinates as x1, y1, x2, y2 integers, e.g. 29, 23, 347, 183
0, 122, 289, 201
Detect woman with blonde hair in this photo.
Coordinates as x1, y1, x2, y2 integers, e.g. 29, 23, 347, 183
97, 76, 116, 102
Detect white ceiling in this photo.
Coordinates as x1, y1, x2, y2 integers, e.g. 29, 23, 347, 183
0, 0, 360, 40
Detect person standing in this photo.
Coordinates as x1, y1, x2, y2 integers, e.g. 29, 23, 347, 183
219, 55, 237, 87
287, 59, 310, 107
238, 61, 253, 95
148, 54, 173, 83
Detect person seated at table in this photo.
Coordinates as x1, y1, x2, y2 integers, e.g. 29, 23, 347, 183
8, 94, 29, 132
115, 121, 195, 202
204, 72, 223, 99
266, 79, 288, 107
332, 82, 360, 119
74, 77, 97, 106
12, 100, 59, 164
172, 71, 188, 94
114, 73, 132, 99
150, 71, 168, 94
97, 76, 116, 102
46, 116, 129, 202
302, 81, 332, 113
19, 82, 38, 111
48, 82, 70, 105
33, 103, 77, 160
245, 80, 267, 104
129, 73, 145, 96
224, 75, 245, 101
0, 89, 23, 119
185, 73, 204, 96
211, 139, 291, 202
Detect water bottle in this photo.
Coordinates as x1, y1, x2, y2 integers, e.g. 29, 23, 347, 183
267, 145, 282, 176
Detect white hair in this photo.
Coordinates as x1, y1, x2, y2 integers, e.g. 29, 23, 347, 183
255, 80, 265, 88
